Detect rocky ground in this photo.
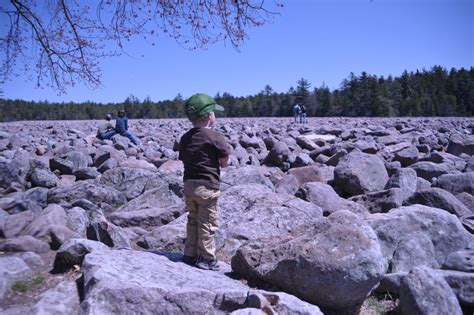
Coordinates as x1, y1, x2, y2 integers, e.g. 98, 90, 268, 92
0, 117, 473, 314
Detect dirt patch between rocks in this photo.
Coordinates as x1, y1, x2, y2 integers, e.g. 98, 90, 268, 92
0, 250, 82, 310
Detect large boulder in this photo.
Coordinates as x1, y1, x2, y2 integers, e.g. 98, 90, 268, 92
217, 184, 323, 259
295, 181, 369, 217
220, 166, 274, 191
384, 167, 418, 199
47, 181, 127, 208
232, 211, 387, 313
114, 185, 183, 214
0, 256, 33, 299
0, 235, 50, 254
0, 210, 35, 238
1, 187, 48, 214
393, 146, 419, 166
404, 188, 472, 218
349, 188, 405, 214
433, 172, 474, 195
447, 134, 474, 156
100, 167, 168, 201
400, 266, 462, 315
80, 250, 322, 314
263, 141, 290, 167
333, 149, 389, 197
53, 238, 109, 273
409, 161, 454, 181
366, 205, 474, 272
30, 281, 80, 315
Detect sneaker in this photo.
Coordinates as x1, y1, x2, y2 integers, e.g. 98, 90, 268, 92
182, 255, 196, 266
195, 256, 219, 271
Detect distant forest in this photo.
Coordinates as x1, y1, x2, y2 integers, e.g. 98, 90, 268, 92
1, 66, 473, 122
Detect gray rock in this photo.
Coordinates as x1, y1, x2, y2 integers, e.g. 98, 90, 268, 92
100, 166, 169, 201
221, 166, 274, 191
0, 152, 30, 190
263, 141, 289, 166
393, 146, 419, 166
0, 235, 50, 253
416, 177, 432, 190
325, 148, 347, 167
97, 157, 118, 173
287, 165, 326, 185
296, 182, 366, 216
92, 150, 111, 167
109, 205, 185, 229
442, 249, 474, 272
0, 210, 34, 238
232, 211, 387, 312
136, 215, 187, 252
433, 172, 474, 195
274, 174, 300, 195
53, 238, 109, 273
29, 168, 59, 188
349, 188, 405, 214
437, 269, 474, 307
292, 152, 314, 167
73, 167, 100, 180
404, 188, 472, 218
400, 266, 462, 315
296, 136, 319, 151
49, 157, 74, 175
240, 135, 266, 151
367, 205, 474, 271
409, 161, 454, 181
447, 134, 474, 156
217, 184, 323, 259
47, 181, 127, 208
391, 233, 439, 273
49, 225, 82, 250
115, 185, 182, 213
455, 192, 474, 213
30, 281, 80, 314
87, 212, 132, 249
1, 187, 48, 214
12, 252, 44, 268
22, 204, 67, 241
385, 167, 418, 199
333, 149, 389, 197
80, 250, 321, 314
0, 256, 33, 299
64, 150, 91, 170
66, 207, 89, 237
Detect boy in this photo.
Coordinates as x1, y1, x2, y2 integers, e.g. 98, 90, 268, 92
179, 93, 232, 271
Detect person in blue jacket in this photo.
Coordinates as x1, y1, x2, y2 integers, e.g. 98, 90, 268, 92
115, 109, 140, 145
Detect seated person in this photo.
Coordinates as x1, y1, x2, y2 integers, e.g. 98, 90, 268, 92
115, 109, 140, 145
97, 114, 116, 140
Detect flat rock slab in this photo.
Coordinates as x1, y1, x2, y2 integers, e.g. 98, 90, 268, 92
80, 249, 322, 314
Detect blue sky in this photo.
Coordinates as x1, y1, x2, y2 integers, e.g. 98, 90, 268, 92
3, 0, 473, 103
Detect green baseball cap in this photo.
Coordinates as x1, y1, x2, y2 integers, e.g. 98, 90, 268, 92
185, 93, 224, 119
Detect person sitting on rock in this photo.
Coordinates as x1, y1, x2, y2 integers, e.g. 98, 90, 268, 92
96, 113, 116, 140
179, 93, 232, 271
115, 109, 140, 145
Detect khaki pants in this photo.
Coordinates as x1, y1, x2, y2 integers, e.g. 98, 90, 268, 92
183, 181, 220, 260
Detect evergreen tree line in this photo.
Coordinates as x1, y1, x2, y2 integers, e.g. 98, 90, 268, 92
1, 66, 472, 122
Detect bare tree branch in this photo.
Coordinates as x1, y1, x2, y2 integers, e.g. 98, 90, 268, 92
1, 0, 281, 93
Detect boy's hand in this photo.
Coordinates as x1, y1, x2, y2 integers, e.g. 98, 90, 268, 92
219, 155, 230, 168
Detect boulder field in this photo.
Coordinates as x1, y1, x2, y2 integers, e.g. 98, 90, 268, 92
0, 117, 473, 314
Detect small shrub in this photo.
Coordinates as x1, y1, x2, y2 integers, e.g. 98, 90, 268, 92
11, 273, 45, 293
